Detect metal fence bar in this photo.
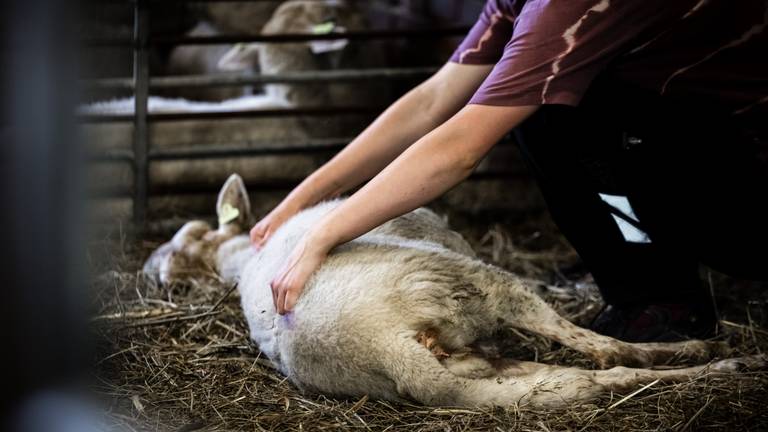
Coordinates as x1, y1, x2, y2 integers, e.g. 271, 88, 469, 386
88, 142, 339, 163
93, 170, 524, 199
154, 27, 470, 45
78, 106, 383, 123
150, 139, 347, 160
176, 0, 353, 3
82, 0, 365, 4
82, 67, 437, 91
162, 172, 524, 193
148, 139, 521, 161
132, 0, 150, 226
89, 150, 136, 162
89, 135, 516, 164
82, 27, 470, 47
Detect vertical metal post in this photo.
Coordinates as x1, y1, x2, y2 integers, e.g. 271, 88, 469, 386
133, 0, 150, 227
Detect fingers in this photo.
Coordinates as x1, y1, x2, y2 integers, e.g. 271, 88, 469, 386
255, 233, 270, 251
270, 263, 305, 315
272, 274, 298, 315
267, 234, 328, 315
270, 279, 279, 311
250, 223, 265, 244
270, 262, 293, 315
251, 224, 273, 250
276, 282, 288, 315
284, 287, 299, 313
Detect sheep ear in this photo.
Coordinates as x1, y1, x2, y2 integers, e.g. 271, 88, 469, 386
218, 43, 261, 71
216, 174, 251, 229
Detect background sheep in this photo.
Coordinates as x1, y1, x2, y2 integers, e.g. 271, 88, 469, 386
218, 0, 392, 137
165, 21, 252, 101
206, 0, 285, 35
84, 0, 398, 222
83, 0, 538, 224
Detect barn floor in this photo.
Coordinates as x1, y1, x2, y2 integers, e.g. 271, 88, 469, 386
89, 208, 768, 431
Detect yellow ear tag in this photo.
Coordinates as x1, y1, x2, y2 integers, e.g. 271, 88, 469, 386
312, 21, 336, 34
218, 203, 240, 226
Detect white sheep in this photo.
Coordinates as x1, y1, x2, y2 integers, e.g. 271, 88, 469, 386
142, 174, 766, 408
83, 0, 393, 221
206, 1, 285, 36
218, 0, 390, 138
166, 21, 251, 101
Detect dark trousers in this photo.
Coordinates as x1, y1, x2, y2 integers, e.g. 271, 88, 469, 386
515, 79, 768, 308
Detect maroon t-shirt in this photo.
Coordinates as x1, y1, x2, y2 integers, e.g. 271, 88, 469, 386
450, 0, 767, 132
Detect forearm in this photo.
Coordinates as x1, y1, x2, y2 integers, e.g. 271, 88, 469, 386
311, 104, 539, 249
284, 85, 442, 208
280, 63, 494, 212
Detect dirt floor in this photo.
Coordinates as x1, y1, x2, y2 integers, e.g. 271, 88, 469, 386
89, 208, 768, 431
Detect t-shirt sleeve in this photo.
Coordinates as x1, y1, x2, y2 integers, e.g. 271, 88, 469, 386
449, 0, 517, 65
466, 0, 656, 107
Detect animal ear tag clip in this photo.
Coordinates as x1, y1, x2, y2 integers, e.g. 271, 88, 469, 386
309, 21, 348, 54
312, 22, 336, 35
219, 203, 240, 226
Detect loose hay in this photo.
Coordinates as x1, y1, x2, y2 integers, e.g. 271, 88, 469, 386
89, 214, 768, 431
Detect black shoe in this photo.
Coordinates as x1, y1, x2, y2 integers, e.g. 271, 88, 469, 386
590, 302, 718, 342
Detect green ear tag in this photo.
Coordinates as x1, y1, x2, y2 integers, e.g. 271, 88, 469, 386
312, 21, 335, 34
218, 203, 240, 226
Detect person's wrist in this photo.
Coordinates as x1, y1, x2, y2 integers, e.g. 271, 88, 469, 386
276, 192, 308, 217
283, 180, 326, 214
306, 220, 339, 254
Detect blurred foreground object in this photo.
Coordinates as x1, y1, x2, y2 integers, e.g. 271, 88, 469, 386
1, 1, 100, 431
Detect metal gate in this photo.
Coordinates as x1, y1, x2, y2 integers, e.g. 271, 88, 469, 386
80, 0, 489, 227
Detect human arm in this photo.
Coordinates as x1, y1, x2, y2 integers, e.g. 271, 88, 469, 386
271, 103, 539, 314
250, 62, 494, 248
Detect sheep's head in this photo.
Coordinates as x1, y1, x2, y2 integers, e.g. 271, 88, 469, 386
217, 0, 364, 73
260, 0, 364, 36
143, 174, 252, 285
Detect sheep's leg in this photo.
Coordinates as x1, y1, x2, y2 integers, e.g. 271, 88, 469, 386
384, 333, 549, 407
494, 355, 766, 408
441, 352, 498, 379
510, 294, 720, 368
474, 267, 727, 368
403, 260, 723, 369
385, 332, 765, 408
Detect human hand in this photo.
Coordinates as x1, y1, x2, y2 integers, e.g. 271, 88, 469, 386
270, 230, 332, 314
250, 202, 300, 250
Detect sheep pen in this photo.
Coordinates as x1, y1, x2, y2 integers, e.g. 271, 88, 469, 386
79, 0, 767, 429
3, 0, 763, 428
89, 207, 768, 432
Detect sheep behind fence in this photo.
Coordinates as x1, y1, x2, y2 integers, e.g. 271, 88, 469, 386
81, 0, 542, 225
